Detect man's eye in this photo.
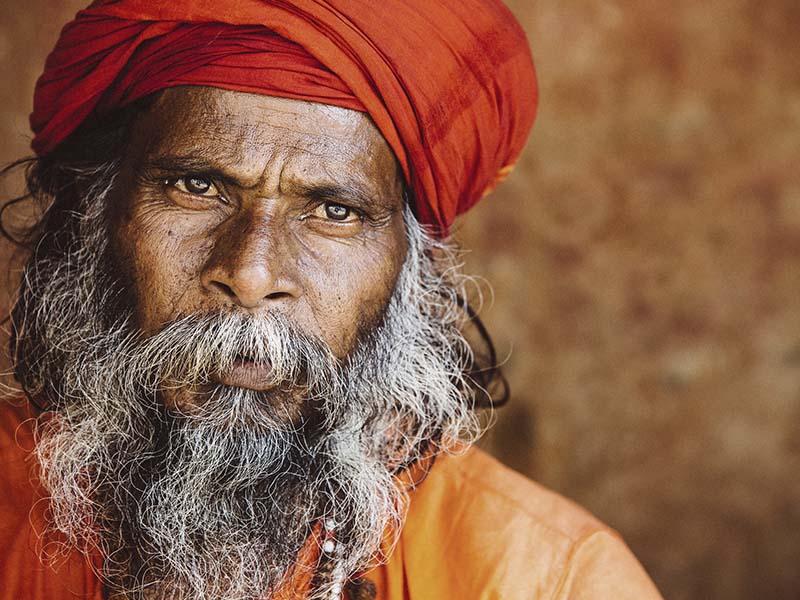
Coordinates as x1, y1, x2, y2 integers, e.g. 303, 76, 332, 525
172, 176, 222, 198
314, 202, 360, 222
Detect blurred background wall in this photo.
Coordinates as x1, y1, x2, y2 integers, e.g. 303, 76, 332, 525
1, 2, 799, 599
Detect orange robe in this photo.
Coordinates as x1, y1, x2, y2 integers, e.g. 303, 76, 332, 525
0, 401, 663, 599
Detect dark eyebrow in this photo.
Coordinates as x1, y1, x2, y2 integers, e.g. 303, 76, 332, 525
141, 155, 391, 210
140, 155, 242, 185
291, 182, 384, 211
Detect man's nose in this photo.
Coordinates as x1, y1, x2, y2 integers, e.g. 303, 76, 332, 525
200, 209, 301, 309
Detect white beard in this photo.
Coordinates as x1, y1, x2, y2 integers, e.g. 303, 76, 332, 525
30, 200, 483, 600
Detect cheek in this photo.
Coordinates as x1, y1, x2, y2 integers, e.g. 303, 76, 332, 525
115, 210, 212, 334
303, 231, 407, 357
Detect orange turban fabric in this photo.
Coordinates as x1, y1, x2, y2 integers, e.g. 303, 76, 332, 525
31, 0, 538, 234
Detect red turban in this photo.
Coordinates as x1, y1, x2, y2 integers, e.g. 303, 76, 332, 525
31, 0, 538, 234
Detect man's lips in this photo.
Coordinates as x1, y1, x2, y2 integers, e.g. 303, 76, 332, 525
213, 358, 277, 391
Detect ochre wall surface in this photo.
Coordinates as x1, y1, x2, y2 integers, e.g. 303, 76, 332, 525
2, 2, 799, 599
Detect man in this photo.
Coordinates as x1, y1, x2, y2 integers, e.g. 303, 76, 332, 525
0, 1, 663, 599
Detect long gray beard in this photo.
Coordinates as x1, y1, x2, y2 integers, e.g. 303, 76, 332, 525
27, 175, 482, 600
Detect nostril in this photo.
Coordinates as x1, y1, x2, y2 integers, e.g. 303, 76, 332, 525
202, 262, 299, 307
209, 280, 237, 298
265, 291, 292, 300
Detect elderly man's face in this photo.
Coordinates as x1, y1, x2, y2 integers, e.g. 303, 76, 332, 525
26, 86, 479, 600
108, 87, 408, 405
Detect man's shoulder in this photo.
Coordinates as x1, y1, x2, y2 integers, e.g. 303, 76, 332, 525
389, 447, 663, 599
0, 398, 38, 484
0, 398, 40, 531
412, 446, 606, 544
0, 400, 103, 600
0, 397, 36, 447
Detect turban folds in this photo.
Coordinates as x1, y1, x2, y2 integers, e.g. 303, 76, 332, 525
31, 0, 538, 234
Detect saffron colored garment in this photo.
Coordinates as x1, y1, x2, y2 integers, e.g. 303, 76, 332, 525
0, 401, 663, 599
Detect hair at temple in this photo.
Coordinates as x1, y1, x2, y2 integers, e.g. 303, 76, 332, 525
0, 94, 509, 414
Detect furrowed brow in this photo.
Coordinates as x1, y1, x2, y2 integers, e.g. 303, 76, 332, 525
140, 155, 241, 184
294, 182, 385, 211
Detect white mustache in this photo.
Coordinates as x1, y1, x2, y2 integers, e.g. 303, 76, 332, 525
117, 311, 340, 396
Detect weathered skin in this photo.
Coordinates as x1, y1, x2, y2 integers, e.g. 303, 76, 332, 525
107, 86, 409, 410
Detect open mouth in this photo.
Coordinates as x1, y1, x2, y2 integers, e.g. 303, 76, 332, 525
213, 355, 277, 391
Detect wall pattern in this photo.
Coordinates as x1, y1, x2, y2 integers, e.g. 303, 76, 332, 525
2, 2, 799, 599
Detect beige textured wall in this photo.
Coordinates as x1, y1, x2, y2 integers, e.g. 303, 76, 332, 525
2, 2, 799, 599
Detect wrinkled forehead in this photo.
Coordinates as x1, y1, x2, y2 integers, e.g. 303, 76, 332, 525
128, 86, 403, 195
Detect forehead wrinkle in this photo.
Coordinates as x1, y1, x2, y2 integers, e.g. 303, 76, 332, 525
201, 124, 364, 191
142, 88, 396, 193
278, 168, 399, 214
145, 125, 279, 189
